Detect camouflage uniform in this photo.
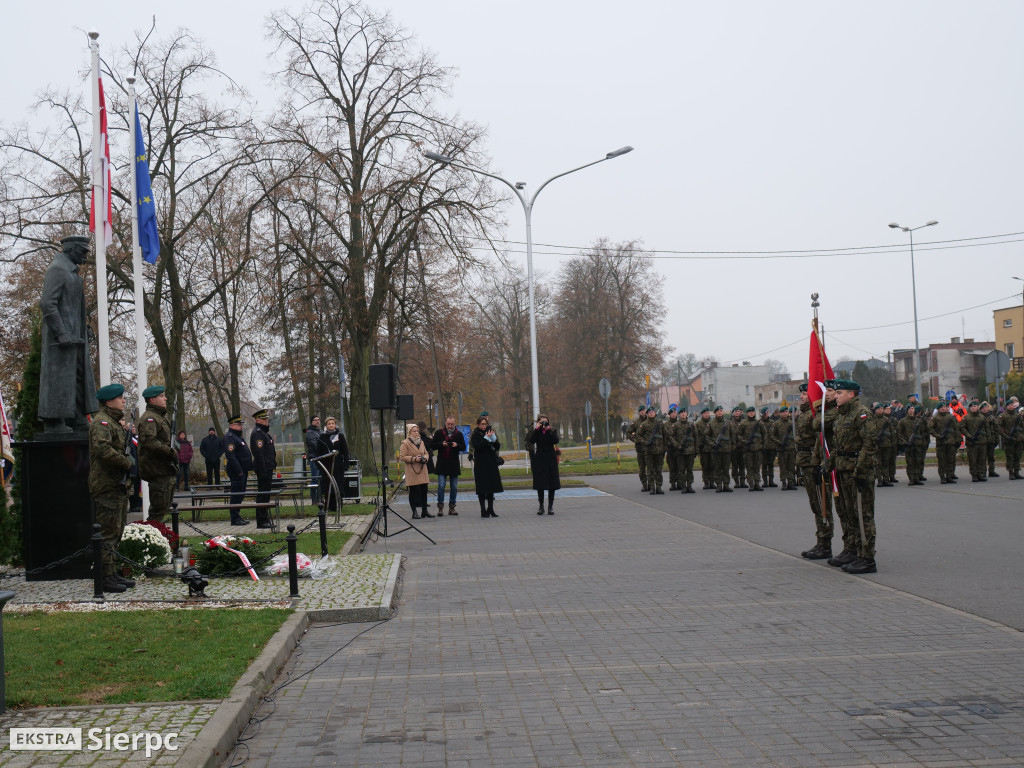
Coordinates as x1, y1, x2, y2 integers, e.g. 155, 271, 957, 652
635, 412, 665, 493
760, 409, 778, 487
708, 409, 734, 492
804, 398, 840, 557
897, 408, 929, 485
982, 403, 999, 477
960, 404, 988, 482
829, 387, 879, 572
873, 405, 894, 487
729, 409, 746, 487
88, 403, 132, 578
771, 409, 797, 490
884, 406, 899, 482
664, 411, 682, 490
697, 409, 715, 489
734, 409, 765, 491
138, 403, 178, 523
627, 409, 648, 491
675, 415, 698, 493
998, 402, 1024, 479
930, 405, 962, 483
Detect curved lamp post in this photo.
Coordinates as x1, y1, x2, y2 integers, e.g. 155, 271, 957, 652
424, 146, 633, 418
889, 220, 938, 399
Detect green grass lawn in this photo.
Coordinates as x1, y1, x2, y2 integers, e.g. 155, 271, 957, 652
3, 609, 293, 708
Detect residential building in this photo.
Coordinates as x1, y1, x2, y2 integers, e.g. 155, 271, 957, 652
696, 363, 770, 411
993, 304, 1024, 371
893, 338, 994, 400
753, 378, 805, 410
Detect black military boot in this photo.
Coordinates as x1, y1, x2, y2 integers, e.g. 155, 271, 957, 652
102, 576, 128, 593
685, 484, 695, 494
827, 550, 856, 568
989, 470, 999, 477
655, 486, 664, 494
538, 501, 546, 515
843, 557, 877, 574
801, 544, 832, 560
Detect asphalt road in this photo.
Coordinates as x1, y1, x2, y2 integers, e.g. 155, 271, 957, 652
588, 465, 1024, 631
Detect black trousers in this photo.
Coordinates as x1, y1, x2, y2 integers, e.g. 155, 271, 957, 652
206, 462, 221, 485
255, 472, 273, 525
229, 471, 248, 521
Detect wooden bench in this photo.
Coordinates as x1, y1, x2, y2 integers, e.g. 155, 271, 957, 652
173, 489, 283, 528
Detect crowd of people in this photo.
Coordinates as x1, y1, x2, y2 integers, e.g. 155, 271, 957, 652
626, 383, 1024, 575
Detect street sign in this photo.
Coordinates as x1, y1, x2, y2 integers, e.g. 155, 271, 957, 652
598, 378, 612, 458
585, 400, 592, 417
985, 350, 1011, 382
599, 378, 611, 399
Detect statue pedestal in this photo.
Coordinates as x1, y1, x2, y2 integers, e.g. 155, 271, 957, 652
14, 436, 94, 580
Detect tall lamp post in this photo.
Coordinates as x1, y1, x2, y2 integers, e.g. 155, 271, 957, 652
424, 146, 634, 418
889, 220, 939, 399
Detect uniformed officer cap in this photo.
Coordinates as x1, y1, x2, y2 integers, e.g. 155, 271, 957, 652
227, 414, 243, 424
701, 406, 711, 413
60, 234, 90, 249
832, 379, 860, 392
798, 383, 808, 392
96, 383, 125, 402
253, 408, 270, 420
142, 384, 165, 399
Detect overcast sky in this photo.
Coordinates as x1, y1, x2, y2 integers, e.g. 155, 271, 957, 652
5, 1, 1023, 383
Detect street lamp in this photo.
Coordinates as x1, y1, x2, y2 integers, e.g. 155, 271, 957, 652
424, 145, 634, 417
888, 220, 939, 399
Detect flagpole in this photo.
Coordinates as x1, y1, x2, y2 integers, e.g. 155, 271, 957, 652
128, 78, 151, 520
89, 31, 111, 384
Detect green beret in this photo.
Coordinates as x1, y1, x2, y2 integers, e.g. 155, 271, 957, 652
638, 406, 646, 413
732, 406, 743, 412
667, 404, 677, 413
253, 408, 269, 420
714, 405, 724, 412
779, 406, 789, 413
746, 406, 756, 413
798, 383, 808, 392
227, 414, 243, 424
760, 407, 768, 414
700, 406, 710, 413
833, 379, 860, 392
823, 379, 837, 390
873, 402, 883, 410
142, 384, 165, 399
936, 400, 948, 408
96, 383, 125, 402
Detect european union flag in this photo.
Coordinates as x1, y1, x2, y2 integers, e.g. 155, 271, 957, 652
134, 103, 161, 264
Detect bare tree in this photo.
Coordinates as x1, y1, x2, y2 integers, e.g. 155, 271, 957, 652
262, 0, 499, 459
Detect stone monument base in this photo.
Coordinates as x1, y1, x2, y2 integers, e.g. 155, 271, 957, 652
14, 436, 94, 580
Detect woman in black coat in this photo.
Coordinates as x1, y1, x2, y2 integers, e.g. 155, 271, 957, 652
529, 413, 561, 515
470, 414, 503, 518
316, 416, 350, 511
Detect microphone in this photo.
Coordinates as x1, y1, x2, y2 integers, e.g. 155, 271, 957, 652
309, 450, 338, 462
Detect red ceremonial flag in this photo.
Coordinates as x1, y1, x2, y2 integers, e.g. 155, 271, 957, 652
808, 325, 834, 414
89, 77, 113, 247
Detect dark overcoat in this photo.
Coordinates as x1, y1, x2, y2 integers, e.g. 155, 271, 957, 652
529, 426, 561, 491
430, 426, 466, 476
38, 252, 96, 418
470, 427, 503, 496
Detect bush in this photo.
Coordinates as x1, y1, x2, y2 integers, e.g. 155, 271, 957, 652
195, 535, 268, 576
118, 523, 173, 577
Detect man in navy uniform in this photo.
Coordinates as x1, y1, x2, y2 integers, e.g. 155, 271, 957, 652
250, 408, 276, 529
223, 414, 253, 525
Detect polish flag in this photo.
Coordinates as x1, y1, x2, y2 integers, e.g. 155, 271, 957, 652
89, 77, 113, 247
808, 326, 833, 414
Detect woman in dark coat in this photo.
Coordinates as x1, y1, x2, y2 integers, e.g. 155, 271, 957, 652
316, 416, 350, 511
529, 413, 561, 515
470, 414, 503, 518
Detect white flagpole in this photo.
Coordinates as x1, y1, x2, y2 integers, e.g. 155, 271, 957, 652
89, 30, 111, 384
128, 77, 150, 519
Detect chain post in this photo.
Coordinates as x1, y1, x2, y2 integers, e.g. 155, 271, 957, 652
92, 523, 105, 599
287, 524, 299, 598
318, 503, 328, 557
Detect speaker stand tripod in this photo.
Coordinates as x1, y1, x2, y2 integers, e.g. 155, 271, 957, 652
360, 409, 436, 551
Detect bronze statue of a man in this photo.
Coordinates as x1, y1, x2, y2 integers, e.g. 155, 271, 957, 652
38, 234, 97, 433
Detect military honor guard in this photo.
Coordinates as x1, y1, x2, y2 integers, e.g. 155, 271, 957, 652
223, 414, 254, 525
88, 383, 134, 593
664, 405, 682, 490
250, 408, 276, 528
708, 405, 734, 493
998, 397, 1023, 479
772, 406, 798, 490
137, 384, 178, 523
760, 407, 778, 488
675, 408, 698, 493
897, 403, 929, 485
697, 407, 714, 489
736, 406, 765, 491
636, 406, 666, 494
960, 400, 988, 482
627, 406, 648, 491
930, 400, 962, 484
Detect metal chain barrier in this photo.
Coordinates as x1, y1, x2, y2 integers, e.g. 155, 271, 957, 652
0, 546, 92, 581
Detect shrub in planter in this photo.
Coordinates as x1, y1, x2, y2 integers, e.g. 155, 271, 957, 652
195, 535, 269, 576
118, 522, 173, 577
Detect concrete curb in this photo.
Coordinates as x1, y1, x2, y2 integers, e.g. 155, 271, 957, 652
177, 610, 310, 768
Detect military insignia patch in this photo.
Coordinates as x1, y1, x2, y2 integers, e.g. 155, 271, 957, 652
100, 421, 108, 426
146, 418, 155, 422
256, 440, 264, 448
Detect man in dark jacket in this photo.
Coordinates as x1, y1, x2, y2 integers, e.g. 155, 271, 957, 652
223, 414, 253, 525
199, 427, 224, 485
431, 416, 466, 516
138, 385, 177, 523
304, 416, 323, 504
250, 408, 276, 529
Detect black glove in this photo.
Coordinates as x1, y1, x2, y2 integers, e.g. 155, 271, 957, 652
856, 477, 869, 493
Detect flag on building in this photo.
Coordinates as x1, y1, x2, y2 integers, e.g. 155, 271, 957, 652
134, 102, 161, 264
0, 385, 14, 487
89, 77, 113, 247
808, 324, 834, 414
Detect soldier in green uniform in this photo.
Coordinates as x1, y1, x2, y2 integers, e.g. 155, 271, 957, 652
981, 401, 999, 478
697, 406, 714, 489
636, 406, 665, 494
797, 384, 835, 559
760, 407, 778, 487
627, 406, 648, 492
897, 404, 929, 485
772, 405, 797, 490
88, 383, 134, 593
960, 400, 988, 482
998, 397, 1023, 479
709, 405, 734, 493
729, 406, 746, 488
930, 400, 962, 484
676, 410, 698, 493
664, 405, 682, 490
815, 384, 850, 563
872, 402, 894, 487
138, 384, 178, 522
829, 379, 880, 574
735, 406, 765, 491
883, 403, 899, 483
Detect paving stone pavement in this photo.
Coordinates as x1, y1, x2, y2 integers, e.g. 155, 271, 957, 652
235, 489, 1024, 768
